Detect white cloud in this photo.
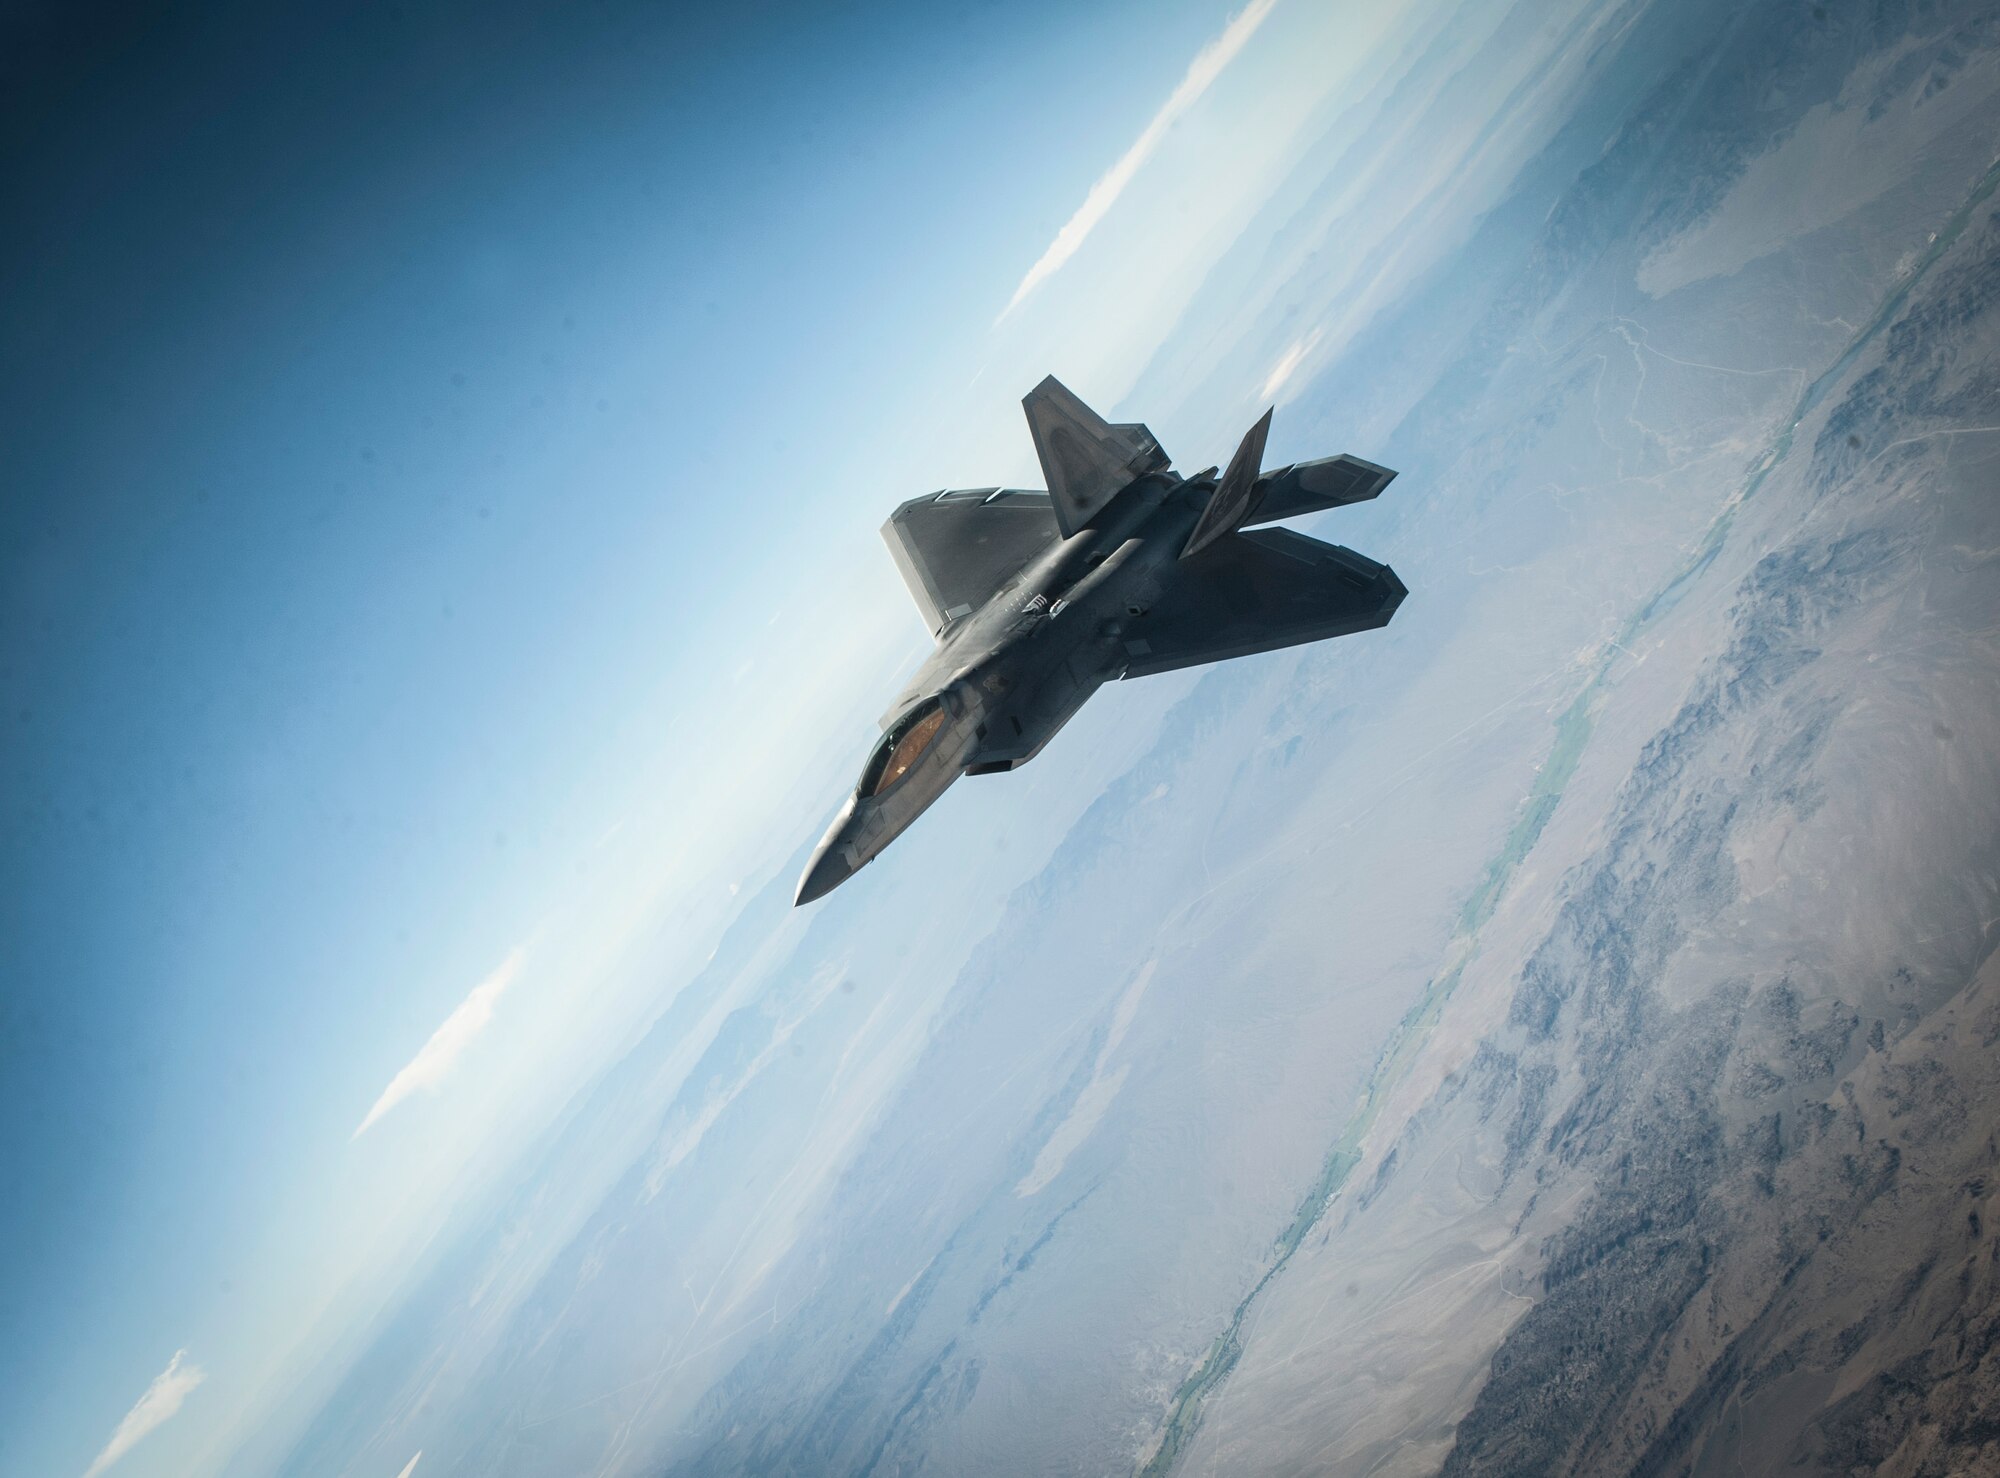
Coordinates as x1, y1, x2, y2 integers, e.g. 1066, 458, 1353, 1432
81, 1349, 206, 1478
353, 950, 525, 1139
997, 0, 1279, 323
394, 1453, 423, 1478
1259, 328, 1323, 401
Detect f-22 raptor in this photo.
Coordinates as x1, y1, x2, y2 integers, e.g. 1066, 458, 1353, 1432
795, 376, 1407, 905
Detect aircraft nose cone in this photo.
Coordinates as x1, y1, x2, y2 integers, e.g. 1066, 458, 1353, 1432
794, 841, 856, 906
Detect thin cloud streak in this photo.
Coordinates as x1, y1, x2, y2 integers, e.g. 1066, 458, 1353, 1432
81, 1349, 207, 1478
1260, 328, 1323, 401
394, 1453, 423, 1478
996, 0, 1279, 323
353, 950, 525, 1139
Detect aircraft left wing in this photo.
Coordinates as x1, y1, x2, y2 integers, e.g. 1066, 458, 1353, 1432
1118, 526, 1405, 679
1022, 376, 1169, 537
882, 488, 1062, 637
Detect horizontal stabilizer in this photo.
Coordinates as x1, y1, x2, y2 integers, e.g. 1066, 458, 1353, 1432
1023, 376, 1169, 538
1246, 454, 1396, 525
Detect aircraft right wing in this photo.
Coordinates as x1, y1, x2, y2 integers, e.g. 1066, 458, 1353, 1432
882, 488, 1062, 637
1118, 526, 1406, 679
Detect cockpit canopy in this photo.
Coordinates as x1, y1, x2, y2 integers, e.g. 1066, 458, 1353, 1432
860, 696, 948, 797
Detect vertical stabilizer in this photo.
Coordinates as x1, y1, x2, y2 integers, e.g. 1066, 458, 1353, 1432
1022, 375, 1169, 537
1181, 408, 1272, 559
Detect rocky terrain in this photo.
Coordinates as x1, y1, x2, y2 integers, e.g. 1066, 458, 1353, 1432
1439, 205, 2000, 1478
1174, 129, 2000, 1478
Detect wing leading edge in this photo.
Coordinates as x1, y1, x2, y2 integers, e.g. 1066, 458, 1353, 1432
1118, 526, 1405, 679
882, 488, 1061, 637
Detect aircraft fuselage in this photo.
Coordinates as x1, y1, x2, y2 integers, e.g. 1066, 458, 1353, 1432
795, 377, 1404, 905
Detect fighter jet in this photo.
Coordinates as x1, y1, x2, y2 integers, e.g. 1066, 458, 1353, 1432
794, 376, 1407, 905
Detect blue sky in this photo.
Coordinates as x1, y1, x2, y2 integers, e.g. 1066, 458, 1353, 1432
0, 1, 1408, 1472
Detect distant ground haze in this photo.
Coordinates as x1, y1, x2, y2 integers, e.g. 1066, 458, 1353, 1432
12, 0, 1998, 1474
